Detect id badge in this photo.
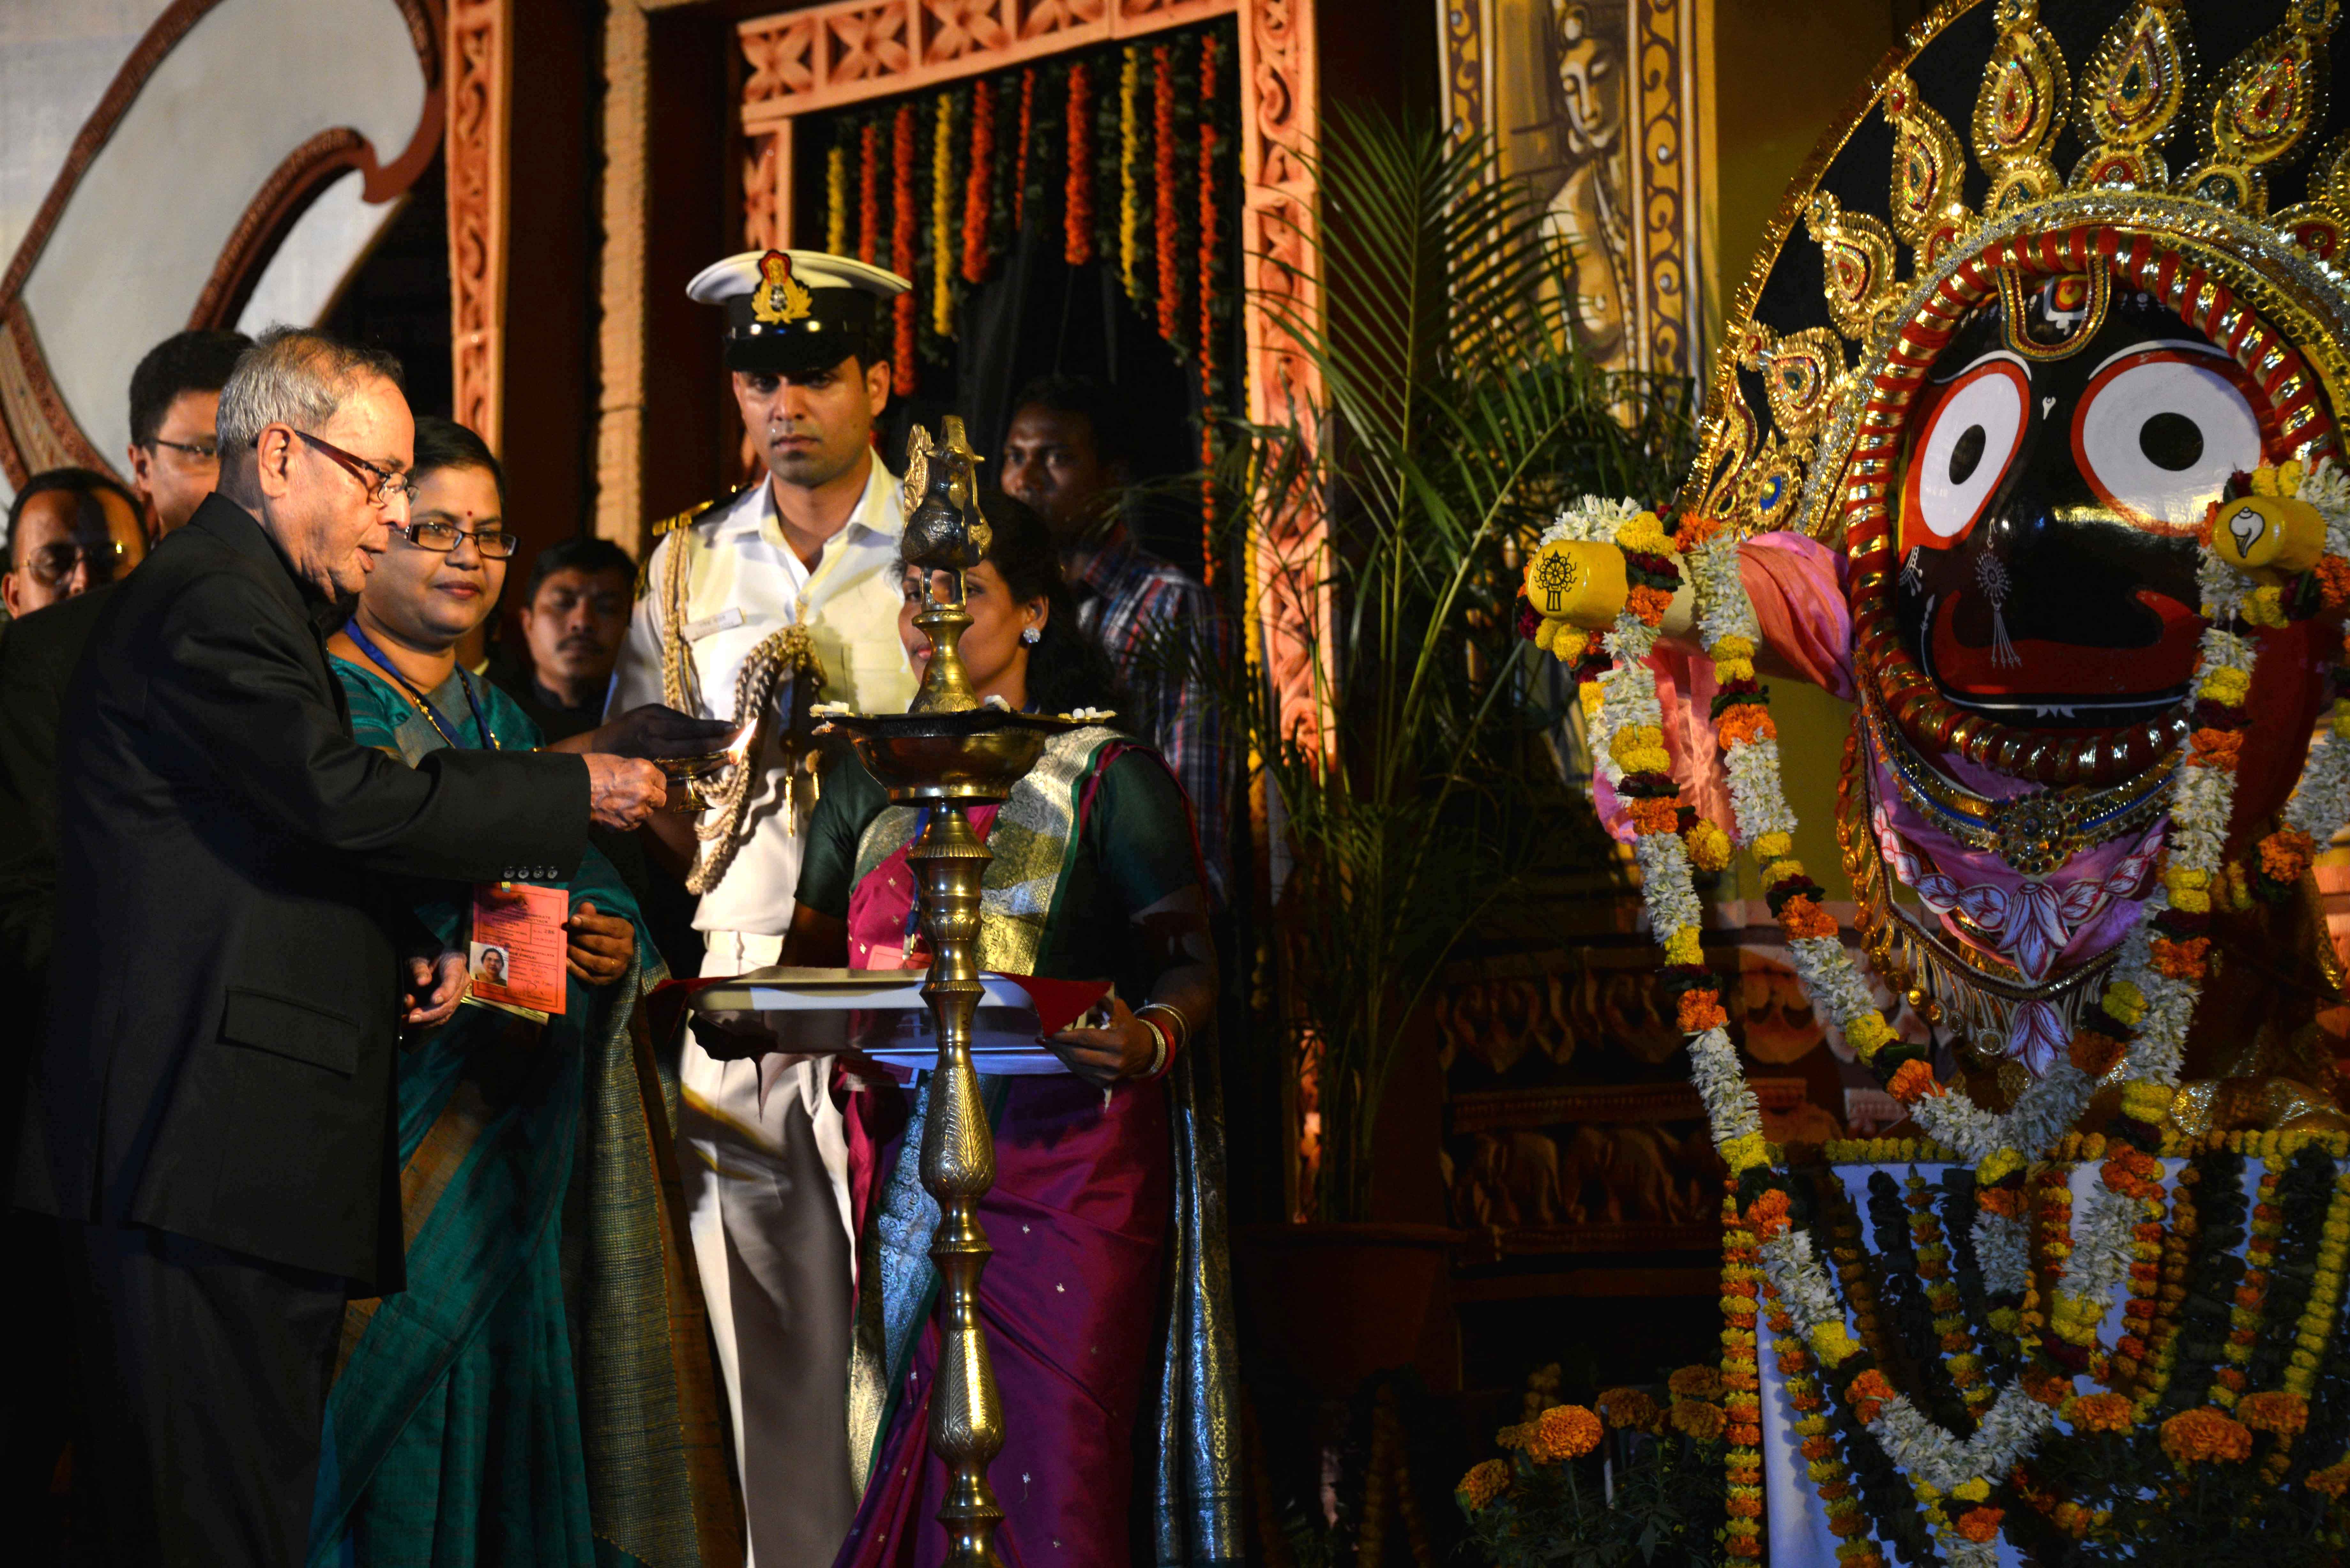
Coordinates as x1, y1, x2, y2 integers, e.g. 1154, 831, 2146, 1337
466, 882, 568, 1017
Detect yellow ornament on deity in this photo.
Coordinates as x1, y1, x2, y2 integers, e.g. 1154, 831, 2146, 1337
2211, 493, 2325, 576
1523, 539, 1628, 629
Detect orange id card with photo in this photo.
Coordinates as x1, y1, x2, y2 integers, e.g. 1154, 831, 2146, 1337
468, 883, 568, 1016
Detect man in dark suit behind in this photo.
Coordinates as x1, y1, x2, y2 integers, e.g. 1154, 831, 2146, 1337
17, 327, 668, 1566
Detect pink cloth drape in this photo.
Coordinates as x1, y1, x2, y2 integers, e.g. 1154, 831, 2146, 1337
832, 757, 1174, 1567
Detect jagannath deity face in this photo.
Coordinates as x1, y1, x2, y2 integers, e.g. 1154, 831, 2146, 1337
1889, 276, 2279, 733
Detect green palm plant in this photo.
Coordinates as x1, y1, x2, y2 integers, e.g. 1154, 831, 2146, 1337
1196, 108, 1692, 1222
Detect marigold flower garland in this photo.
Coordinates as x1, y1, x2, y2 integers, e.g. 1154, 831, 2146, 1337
1765, 1283, 1881, 1562
930, 94, 955, 340
1064, 61, 1093, 266
1117, 47, 1145, 306
858, 120, 881, 265
1543, 452, 2350, 1557
1152, 42, 1181, 344
825, 143, 848, 257
1909, 1172, 1993, 1415
1720, 1195, 1764, 1560
1014, 68, 1036, 232
961, 78, 994, 285
891, 103, 917, 394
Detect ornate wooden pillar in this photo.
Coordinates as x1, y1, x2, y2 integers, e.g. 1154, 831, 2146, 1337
1231, 0, 1325, 761
448, 0, 510, 451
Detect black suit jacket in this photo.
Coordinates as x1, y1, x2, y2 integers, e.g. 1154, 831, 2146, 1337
20, 496, 588, 1288
0, 584, 112, 997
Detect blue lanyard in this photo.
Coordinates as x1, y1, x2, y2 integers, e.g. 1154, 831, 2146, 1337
343, 618, 496, 750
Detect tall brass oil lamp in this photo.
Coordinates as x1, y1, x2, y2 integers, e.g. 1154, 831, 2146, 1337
820, 417, 1072, 1565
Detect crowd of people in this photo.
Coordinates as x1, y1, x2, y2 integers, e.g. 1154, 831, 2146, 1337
0, 245, 1239, 1567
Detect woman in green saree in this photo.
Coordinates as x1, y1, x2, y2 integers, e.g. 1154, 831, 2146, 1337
308, 418, 738, 1567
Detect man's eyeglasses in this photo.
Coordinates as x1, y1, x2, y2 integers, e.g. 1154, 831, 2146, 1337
22, 540, 130, 587
397, 518, 518, 559
149, 436, 221, 461
288, 429, 417, 508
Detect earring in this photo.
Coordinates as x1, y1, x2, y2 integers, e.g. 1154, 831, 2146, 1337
1021, 625, 1042, 645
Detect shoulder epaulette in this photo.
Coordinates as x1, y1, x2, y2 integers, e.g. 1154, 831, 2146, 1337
635, 493, 734, 598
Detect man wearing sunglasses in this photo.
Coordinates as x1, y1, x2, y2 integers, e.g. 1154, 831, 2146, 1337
16, 327, 673, 1568
0, 469, 145, 620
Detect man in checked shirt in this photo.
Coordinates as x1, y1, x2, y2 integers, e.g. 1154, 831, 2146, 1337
1001, 373, 1235, 903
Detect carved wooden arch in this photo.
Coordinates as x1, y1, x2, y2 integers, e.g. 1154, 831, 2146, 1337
725, 0, 1329, 756
0, 0, 444, 488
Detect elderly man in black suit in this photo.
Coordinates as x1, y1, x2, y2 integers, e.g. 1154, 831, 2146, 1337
17, 327, 670, 1567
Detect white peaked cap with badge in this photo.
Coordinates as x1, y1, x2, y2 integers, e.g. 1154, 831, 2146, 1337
687, 248, 911, 373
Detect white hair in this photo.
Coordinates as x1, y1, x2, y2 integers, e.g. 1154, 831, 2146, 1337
213, 326, 403, 452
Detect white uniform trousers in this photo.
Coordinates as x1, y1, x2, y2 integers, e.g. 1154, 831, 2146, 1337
682, 930, 860, 1567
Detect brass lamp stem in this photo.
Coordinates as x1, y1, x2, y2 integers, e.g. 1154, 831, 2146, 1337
910, 804, 1006, 1564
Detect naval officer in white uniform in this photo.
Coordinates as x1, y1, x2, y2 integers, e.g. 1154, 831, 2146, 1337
609, 248, 917, 1567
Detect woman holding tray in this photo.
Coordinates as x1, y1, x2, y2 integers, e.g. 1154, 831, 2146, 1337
781, 490, 1240, 1566
307, 417, 738, 1566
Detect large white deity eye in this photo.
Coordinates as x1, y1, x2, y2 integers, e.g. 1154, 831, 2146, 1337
2072, 345, 2263, 534
1902, 355, 2029, 548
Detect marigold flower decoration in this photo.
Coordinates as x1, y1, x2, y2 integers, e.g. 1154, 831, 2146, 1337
2238, 1391, 2309, 1437
930, 94, 955, 339
1596, 1386, 1660, 1432
1117, 47, 1142, 302
1670, 1397, 1726, 1441
857, 121, 881, 264
2063, 1391, 2134, 1433
825, 144, 848, 257
2161, 1406, 2253, 1466
961, 78, 994, 285
1064, 63, 1093, 266
1152, 42, 1180, 343
1955, 1507, 2004, 1544
1668, 1363, 1723, 1399
1526, 1402, 1603, 1463
891, 104, 917, 395
1720, 1197, 1764, 1560
1013, 68, 1035, 230
1455, 1457, 1509, 1511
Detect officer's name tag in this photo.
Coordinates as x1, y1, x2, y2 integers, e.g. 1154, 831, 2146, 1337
683, 606, 744, 640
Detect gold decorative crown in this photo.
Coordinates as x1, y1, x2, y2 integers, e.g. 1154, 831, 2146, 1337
1689, 0, 2350, 539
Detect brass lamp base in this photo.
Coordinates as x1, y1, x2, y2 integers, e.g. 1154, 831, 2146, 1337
819, 414, 1070, 1565
828, 710, 1077, 1567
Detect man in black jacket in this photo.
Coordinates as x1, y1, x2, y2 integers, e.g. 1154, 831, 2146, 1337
17, 327, 667, 1567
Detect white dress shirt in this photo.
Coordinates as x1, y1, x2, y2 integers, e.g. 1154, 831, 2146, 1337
609, 449, 916, 937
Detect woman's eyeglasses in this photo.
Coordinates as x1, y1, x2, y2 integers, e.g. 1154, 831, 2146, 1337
397, 518, 519, 559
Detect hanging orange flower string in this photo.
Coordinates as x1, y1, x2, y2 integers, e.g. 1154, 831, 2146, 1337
858, 120, 880, 265
1153, 43, 1180, 343
1014, 68, 1036, 232
1065, 63, 1094, 266
1118, 46, 1142, 301
962, 78, 995, 285
892, 102, 917, 395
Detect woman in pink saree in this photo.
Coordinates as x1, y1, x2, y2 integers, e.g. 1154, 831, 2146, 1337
776, 492, 1239, 1566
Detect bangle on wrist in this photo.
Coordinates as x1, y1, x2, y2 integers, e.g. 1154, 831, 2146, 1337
1137, 1001, 1189, 1062
1138, 1014, 1171, 1079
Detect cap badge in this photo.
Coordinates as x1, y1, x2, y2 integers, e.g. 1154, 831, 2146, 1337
750, 250, 814, 326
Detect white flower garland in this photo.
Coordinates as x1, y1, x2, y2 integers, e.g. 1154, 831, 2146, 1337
1972, 1210, 2030, 1297
1557, 461, 2350, 1527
